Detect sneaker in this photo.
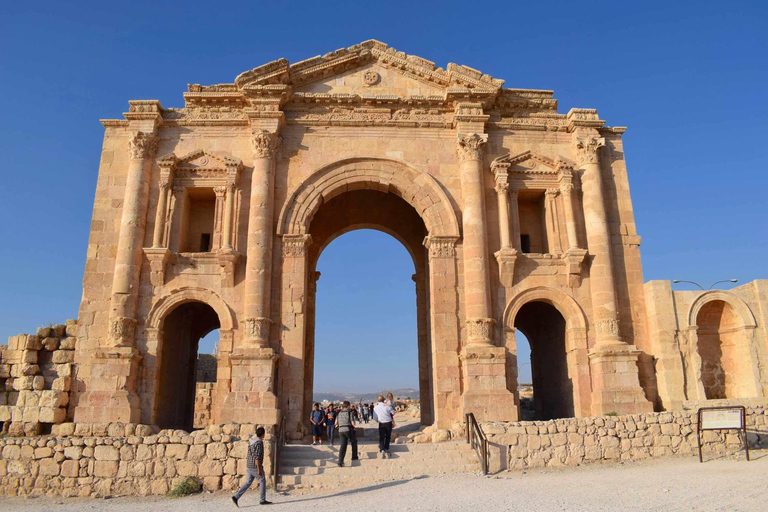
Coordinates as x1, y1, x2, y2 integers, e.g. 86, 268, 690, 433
311, 441, 316, 445
260, 501, 273, 505
231, 496, 239, 508
319, 440, 323, 445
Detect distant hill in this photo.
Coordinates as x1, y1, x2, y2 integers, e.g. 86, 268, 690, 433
313, 388, 419, 403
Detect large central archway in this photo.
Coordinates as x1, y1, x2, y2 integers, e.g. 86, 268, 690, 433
277, 158, 461, 437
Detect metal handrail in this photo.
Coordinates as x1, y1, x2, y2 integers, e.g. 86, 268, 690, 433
465, 413, 489, 475
272, 415, 286, 488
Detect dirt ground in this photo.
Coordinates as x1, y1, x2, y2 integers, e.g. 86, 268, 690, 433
1, 451, 764, 511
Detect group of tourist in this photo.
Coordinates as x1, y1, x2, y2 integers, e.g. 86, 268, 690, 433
230, 393, 398, 507
310, 393, 398, 467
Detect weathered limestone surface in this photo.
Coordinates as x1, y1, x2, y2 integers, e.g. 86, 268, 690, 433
481, 404, 768, 471
0, 423, 275, 498
1, 41, 767, 457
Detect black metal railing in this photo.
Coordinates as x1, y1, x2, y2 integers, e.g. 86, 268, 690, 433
465, 413, 489, 475
272, 415, 286, 488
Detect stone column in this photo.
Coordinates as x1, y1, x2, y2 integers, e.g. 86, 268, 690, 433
221, 183, 235, 250
559, 161, 587, 287
576, 136, 623, 347
424, 236, 463, 428
152, 181, 171, 248
456, 133, 494, 345
575, 133, 652, 415
108, 131, 159, 346
278, 234, 313, 438
243, 130, 281, 347
544, 189, 563, 254
491, 161, 518, 288
509, 188, 522, 252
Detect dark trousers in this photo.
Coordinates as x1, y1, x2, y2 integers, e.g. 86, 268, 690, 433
378, 421, 393, 451
338, 429, 358, 464
327, 423, 336, 445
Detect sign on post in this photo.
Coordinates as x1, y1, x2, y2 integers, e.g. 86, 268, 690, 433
697, 406, 749, 463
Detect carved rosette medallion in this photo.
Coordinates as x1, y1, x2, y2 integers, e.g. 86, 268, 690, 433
423, 236, 457, 259
243, 317, 271, 343
128, 132, 159, 160
251, 130, 282, 159
108, 316, 137, 345
282, 234, 312, 258
455, 133, 488, 163
467, 318, 495, 344
596, 316, 620, 338
575, 137, 605, 167
363, 70, 380, 86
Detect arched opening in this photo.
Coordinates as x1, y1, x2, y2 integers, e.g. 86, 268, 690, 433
514, 301, 573, 420
515, 331, 534, 420
301, 188, 432, 430
156, 301, 220, 431
696, 300, 749, 399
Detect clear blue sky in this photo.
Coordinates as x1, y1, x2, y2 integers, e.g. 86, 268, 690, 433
2, 1, 766, 390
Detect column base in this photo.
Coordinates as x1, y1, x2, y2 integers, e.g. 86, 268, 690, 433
588, 344, 654, 416
461, 344, 518, 422
220, 347, 280, 425
73, 347, 142, 424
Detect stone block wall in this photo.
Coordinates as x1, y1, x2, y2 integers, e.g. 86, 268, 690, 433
0, 321, 78, 436
0, 422, 275, 497
194, 383, 216, 429
481, 405, 768, 470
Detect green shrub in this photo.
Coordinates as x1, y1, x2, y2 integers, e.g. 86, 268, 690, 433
605, 412, 618, 417
167, 476, 201, 498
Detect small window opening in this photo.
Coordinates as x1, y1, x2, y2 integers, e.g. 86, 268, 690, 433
200, 233, 211, 252
521, 234, 531, 254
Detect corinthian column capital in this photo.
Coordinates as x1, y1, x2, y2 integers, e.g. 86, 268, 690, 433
128, 132, 159, 160
456, 133, 488, 163
251, 130, 282, 159
574, 137, 605, 167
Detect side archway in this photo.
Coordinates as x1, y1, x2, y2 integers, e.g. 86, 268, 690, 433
277, 157, 460, 238
503, 287, 591, 418
147, 286, 235, 331
686, 291, 760, 400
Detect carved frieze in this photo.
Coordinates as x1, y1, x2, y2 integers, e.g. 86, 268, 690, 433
466, 318, 495, 344
575, 137, 606, 167
251, 130, 282, 159
163, 107, 246, 121
456, 133, 487, 163
596, 317, 620, 338
423, 236, 458, 259
243, 317, 271, 343
108, 316, 136, 345
282, 234, 312, 258
128, 132, 159, 160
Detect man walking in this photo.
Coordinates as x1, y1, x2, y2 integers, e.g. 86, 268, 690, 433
335, 401, 359, 467
231, 426, 271, 507
373, 395, 396, 458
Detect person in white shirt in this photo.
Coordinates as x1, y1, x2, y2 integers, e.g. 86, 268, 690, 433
373, 395, 396, 458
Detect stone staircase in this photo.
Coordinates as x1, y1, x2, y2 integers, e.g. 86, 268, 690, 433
276, 435, 480, 492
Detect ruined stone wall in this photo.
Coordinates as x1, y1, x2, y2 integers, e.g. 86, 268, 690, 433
481, 405, 768, 471
193, 382, 215, 429
0, 422, 275, 497
0, 321, 78, 436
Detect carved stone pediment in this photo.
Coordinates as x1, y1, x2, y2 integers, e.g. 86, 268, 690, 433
235, 40, 504, 94
158, 150, 243, 187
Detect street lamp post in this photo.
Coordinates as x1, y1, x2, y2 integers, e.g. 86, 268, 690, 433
672, 279, 738, 290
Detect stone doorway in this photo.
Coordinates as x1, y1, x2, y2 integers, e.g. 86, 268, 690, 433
301, 190, 433, 433
154, 301, 221, 431
514, 301, 574, 420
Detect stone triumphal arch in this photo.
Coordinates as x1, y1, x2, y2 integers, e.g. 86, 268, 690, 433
63, 40, 768, 438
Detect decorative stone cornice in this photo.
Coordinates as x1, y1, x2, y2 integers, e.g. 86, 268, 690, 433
128, 132, 159, 160
282, 234, 312, 258
575, 137, 605, 167
423, 235, 458, 259
456, 133, 487, 163
567, 108, 605, 131
251, 130, 282, 159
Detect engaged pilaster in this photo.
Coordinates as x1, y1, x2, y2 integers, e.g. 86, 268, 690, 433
242, 130, 281, 347
456, 133, 494, 345
558, 159, 587, 286
491, 161, 518, 288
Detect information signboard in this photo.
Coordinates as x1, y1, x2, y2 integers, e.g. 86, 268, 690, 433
696, 406, 749, 463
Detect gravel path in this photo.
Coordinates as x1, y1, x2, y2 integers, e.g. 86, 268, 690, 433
1, 452, 765, 511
